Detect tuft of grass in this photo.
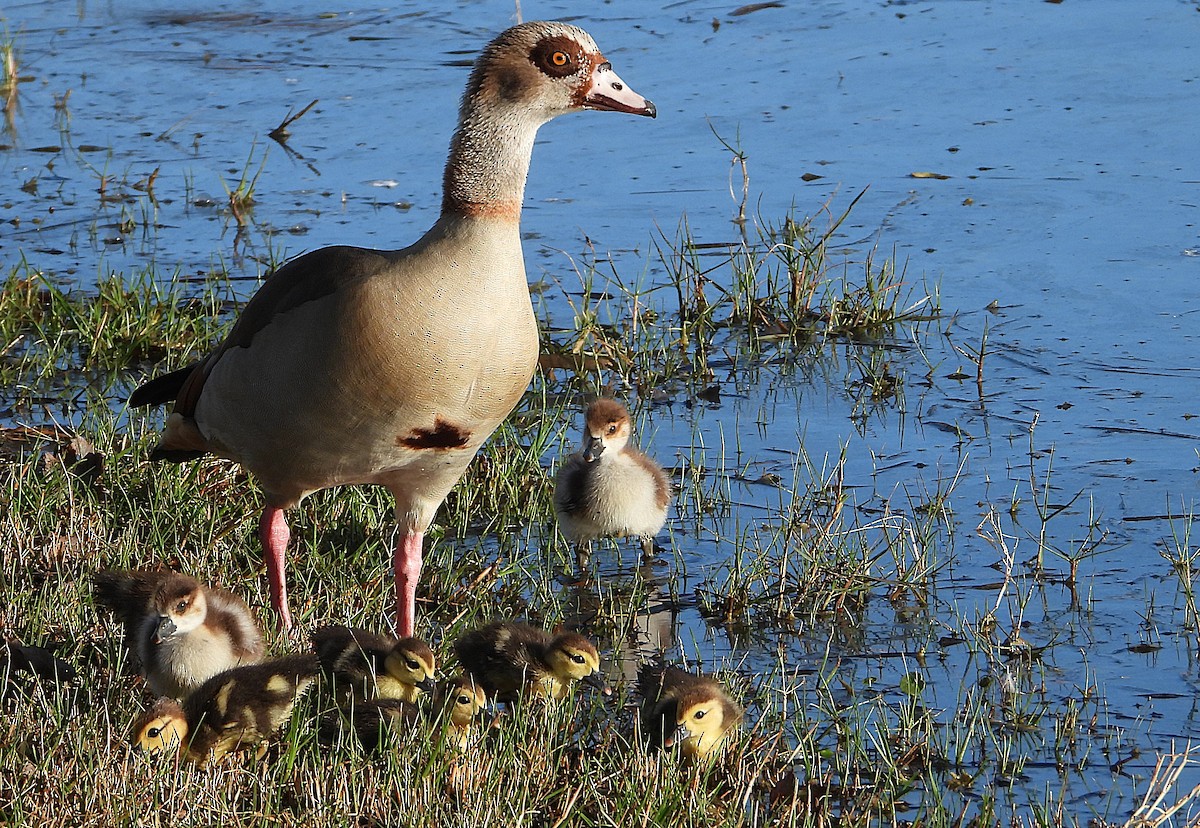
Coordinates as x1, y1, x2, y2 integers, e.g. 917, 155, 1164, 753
223, 142, 268, 228
0, 261, 235, 417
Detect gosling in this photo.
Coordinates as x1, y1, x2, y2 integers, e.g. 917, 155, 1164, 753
453, 621, 608, 703
554, 398, 670, 558
639, 665, 742, 758
93, 568, 264, 699
311, 625, 435, 702
131, 654, 320, 765
337, 673, 487, 754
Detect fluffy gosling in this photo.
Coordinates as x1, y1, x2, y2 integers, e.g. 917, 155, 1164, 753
93, 568, 264, 699
131, 654, 320, 765
554, 398, 670, 558
337, 674, 487, 754
453, 621, 608, 703
639, 665, 742, 758
311, 625, 436, 702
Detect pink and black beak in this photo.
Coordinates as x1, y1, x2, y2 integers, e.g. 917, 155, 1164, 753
154, 616, 177, 644
583, 671, 611, 695
583, 434, 605, 463
584, 61, 656, 118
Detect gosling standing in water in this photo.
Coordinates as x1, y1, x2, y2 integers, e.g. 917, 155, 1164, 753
554, 398, 670, 559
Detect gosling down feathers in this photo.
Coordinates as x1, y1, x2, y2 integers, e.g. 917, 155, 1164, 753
638, 665, 742, 758
554, 398, 671, 557
131, 654, 320, 765
92, 569, 264, 699
337, 674, 487, 754
311, 625, 436, 702
453, 621, 608, 703
127, 22, 655, 637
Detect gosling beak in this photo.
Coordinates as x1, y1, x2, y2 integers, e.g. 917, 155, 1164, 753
583, 435, 605, 463
663, 722, 690, 750
416, 676, 437, 694
583, 61, 656, 118
154, 616, 177, 644
582, 671, 611, 695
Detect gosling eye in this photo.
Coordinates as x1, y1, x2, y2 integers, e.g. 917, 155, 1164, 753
694, 710, 707, 720
175, 600, 188, 613
570, 654, 586, 665
457, 694, 472, 705
607, 424, 617, 435
405, 658, 420, 671
147, 726, 161, 739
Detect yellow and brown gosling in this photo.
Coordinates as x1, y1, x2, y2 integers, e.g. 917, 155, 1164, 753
335, 674, 487, 754
453, 621, 608, 703
93, 568, 264, 699
554, 398, 671, 559
131, 654, 320, 766
638, 665, 742, 759
311, 625, 436, 702
433, 673, 488, 751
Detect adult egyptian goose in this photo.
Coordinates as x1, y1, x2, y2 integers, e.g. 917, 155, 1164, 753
310, 625, 436, 702
453, 620, 608, 703
92, 569, 265, 699
131, 654, 320, 765
554, 398, 671, 558
128, 22, 655, 637
638, 665, 742, 759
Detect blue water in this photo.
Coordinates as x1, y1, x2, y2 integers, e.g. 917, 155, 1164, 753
3, 0, 1200, 820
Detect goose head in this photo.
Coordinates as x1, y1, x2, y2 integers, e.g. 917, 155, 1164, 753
151, 575, 208, 642
582, 398, 634, 462
671, 690, 741, 757
383, 637, 437, 694
544, 632, 608, 695
464, 21, 655, 126
445, 22, 654, 216
132, 697, 188, 756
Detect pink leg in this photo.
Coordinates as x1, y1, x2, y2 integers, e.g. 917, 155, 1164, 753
394, 529, 423, 637
259, 507, 293, 632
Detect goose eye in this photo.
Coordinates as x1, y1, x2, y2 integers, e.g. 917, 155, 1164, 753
570, 654, 586, 665
147, 726, 161, 738
405, 659, 419, 670
607, 424, 617, 434
551, 50, 570, 67
694, 710, 706, 720
175, 601, 188, 613
457, 694, 471, 705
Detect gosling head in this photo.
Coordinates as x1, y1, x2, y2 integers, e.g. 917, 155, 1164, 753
672, 690, 741, 757
437, 675, 488, 729
383, 637, 437, 694
581, 398, 633, 462
544, 633, 608, 695
150, 574, 208, 642
131, 697, 188, 756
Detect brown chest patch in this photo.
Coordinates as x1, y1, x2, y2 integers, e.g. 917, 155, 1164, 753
398, 418, 472, 450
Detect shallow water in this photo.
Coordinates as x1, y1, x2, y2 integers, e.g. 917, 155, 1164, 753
3, 0, 1200, 819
